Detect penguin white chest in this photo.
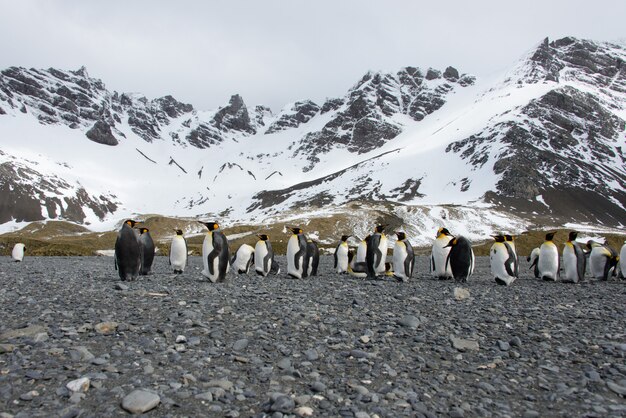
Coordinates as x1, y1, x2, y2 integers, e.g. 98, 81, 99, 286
255, 241, 270, 275
431, 236, 452, 277
202, 232, 217, 276
336, 243, 349, 272
562, 244, 579, 282
170, 236, 187, 271
393, 241, 408, 279
287, 235, 303, 277
490, 243, 509, 278
12, 243, 25, 262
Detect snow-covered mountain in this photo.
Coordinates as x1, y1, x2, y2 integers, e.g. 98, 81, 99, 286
1, 36, 624, 241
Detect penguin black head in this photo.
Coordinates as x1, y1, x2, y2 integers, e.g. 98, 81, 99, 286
395, 231, 406, 241
258, 234, 269, 241
545, 232, 556, 241
139, 227, 149, 234
340, 235, 350, 242
492, 234, 505, 243
175, 229, 184, 236
125, 219, 139, 227
374, 225, 386, 234
364, 235, 372, 244
289, 227, 303, 235
437, 227, 451, 238
200, 221, 220, 231
568, 231, 578, 242
504, 234, 514, 242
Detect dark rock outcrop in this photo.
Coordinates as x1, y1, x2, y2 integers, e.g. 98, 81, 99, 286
85, 120, 118, 146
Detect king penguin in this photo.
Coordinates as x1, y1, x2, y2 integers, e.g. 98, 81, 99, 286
351, 235, 369, 269
538, 232, 559, 281
11, 243, 25, 262
393, 232, 414, 282
562, 231, 586, 283
444, 236, 475, 282
200, 221, 230, 283
255, 234, 275, 277
527, 247, 540, 278
334, 235, 350, 274
287, 227, 309, 279
366, 225, 388, 278
490, 234, 517, 286
588, 240, 618, 280
307, 240, 320, 276
431, 227, 454, 280
170, 229, 188, 274
618, 241, 625, 279
138, 227, 155, 275
231, 244, 254, 274
115, 219, 141, 281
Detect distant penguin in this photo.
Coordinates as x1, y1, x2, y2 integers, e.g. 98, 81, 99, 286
200, 221, 230, 283
538, 232, 559, 281
287, 227, 309, 279
444, 236, 474, 282
231, 244, 254, 274
588, 240, 618, 280
562, 231, 586, 283
115, 219, 141, 281
366, 225, 388, 278
138, 227, 155, 275
527, 247, 540, 278
490, 234, 517, 286
307, 240, 320, 276
334, 235, 350, 274
431, 227, 454, 280
393, 231, 414, 282
11, 243, 25, 262
170, 229, 188, 274
618, 241, 625, 279
255, 234, 275, 277
351, 235, 369, 269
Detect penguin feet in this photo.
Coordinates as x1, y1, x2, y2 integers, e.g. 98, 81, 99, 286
495, 277, 507, 286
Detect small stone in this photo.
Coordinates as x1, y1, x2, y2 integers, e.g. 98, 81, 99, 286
359, 336, 370, 344
19, 390, 39, 401
295, 406, 314, 417
175, 335, 187, 344
303, 349, 319, 361
454, 287, 470, 301
310, 381, 326, 392
233, 338, 248, 351
66, 377, 90, 393
95, 322, 118, 334
277, 358, 292, 370
509, 336, 522, 347
497, 340, 510, 351
355, 412, 371, 418
33, 332, 49, 342
270, 395, 295, 413
0, 344, 16, 353
0, 325, 47, 340
607, 381, 626, 396
397, 315, 420, 329
451, 336, 479, 351
206, 379, 234, 391
114, 283, 129, 291
450, 407, 465, 418
121, 389, 160, 414
69, 392, 85, 404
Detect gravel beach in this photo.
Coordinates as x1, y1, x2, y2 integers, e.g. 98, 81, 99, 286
1, 255, 625, 417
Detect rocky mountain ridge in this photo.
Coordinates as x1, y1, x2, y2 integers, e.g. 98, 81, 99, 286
0, 36, 624, 234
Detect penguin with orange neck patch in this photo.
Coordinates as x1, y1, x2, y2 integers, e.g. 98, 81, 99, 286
200, 221, 230, 282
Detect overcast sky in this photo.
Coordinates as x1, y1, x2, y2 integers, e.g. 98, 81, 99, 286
1, 0, 624, 111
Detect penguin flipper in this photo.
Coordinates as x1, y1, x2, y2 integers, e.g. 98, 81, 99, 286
333, 251, 338, 269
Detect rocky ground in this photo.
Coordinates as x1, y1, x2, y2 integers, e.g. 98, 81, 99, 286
0, 255, 625, 418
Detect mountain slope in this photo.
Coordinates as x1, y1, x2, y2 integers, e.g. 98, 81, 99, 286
0, 36, 624, 238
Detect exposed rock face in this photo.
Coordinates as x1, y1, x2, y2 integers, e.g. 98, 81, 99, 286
213, 94, 255, 134
0, 159, 118, 224
265, 100, 320, 134
85, 120, 118, 146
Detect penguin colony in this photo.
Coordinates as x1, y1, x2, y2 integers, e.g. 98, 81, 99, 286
110, 220, 625, 284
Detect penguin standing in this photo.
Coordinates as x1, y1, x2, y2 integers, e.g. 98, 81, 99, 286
307, 240, 320, 276
200, 221, 230, 283
490, 234, 517, 286
393, 232, 414, 282
444, 236, 474, 282
170, 229, 188, 274
11, 243, 25, 262
287, 227, 309, 279
138, 227, 155, 275
562, 231, 586, 283
538, 232, 559, 281
588, 240, 619, 280
255, 235, 275, 277
431, 227, 454, 280
351, 235, 369, 268
504, 234, 519, 278
618, 241, 625, 279
366, 225, 388, 278
334, 235, 350, 274
115, 219, 141, 281
527, 247, 540, 278
231, 244, 254, 274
